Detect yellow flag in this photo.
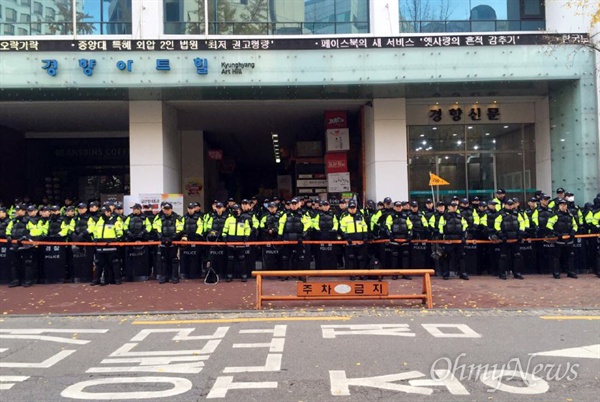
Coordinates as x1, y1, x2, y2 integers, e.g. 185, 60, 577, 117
429, 172, 450, 186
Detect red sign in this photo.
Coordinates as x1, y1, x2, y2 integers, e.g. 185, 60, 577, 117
208, 150, 223, 160
325, 152, 348, 174
324, 111, 347, 129
297, 282, 388, 297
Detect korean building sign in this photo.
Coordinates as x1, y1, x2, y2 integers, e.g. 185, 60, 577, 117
0, 33, 588, 52
429, 105, 501, 123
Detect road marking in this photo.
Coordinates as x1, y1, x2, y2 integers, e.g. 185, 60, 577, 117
540, 316, 600, 320
530, 344, 600, 359
132, 316, 351, 325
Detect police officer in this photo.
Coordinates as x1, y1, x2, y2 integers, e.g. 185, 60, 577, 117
179, 202, 204, 279
204, 202, 228, 278
258, 202, 282, 271
123, 203, 153, 281
339, 201, 369, 280
40, 205, 69, 283
564, 192, 584, 230
492, 189, 507, 207
90, 206, 123, 286
278, 198, 311, 277
312, 200, 339, 269
153, 202, 184, 284
0, 207, 10, 284
531, 194, 555, 274
69, 202, 96, 283
223, 204, 252, 282
548, 188, 566, 210
479, 200, 501, 275
583, 197, 600, 277
494, 199, 525, 280
6, 204, 40, 287
459, 198, 479, 236
240, 199, 260, 278
438, 201, 469, 280
385, 201, 413, 279
524, 197, 538, 238
546, 199, 578, 279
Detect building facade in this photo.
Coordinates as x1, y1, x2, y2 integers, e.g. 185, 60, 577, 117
0, 0, 598, 206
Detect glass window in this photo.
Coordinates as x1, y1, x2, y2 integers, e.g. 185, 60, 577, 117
399, 0, 545, 33
5, 7, 17, 22
408, 123, 536, 201
0, 0, 132, 36
165, 0, 369, 35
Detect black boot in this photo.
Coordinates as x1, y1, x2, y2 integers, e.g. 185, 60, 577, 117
9, 261, 20, 287
112, 260, 122, 285
23, 260, 34, 287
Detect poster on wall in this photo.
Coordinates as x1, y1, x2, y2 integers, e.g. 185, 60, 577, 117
327, 172, 351, 193
325, 128, 350, 152
184, 177, 203, 196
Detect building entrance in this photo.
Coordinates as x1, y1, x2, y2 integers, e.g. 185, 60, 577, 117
408, 123, 536, 203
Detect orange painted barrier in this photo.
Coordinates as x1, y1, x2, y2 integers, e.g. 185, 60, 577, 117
0, 234, 595, 248
251, 269, 435, 309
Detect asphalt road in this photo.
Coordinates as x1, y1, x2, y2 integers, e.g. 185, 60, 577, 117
1, 310, 599, 401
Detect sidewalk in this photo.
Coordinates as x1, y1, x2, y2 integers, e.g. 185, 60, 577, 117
1, 274, 599, 315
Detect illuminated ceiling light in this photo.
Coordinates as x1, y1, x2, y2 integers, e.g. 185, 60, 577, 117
426, 146, 432, 151
560, 138, 565, 142
493, 100, 497, 104
467, 126, 473, 129
422, 140, 427, 145
275, 158, 281, 163
432, 127, 437, 130
457, 140, 462, 145
493, 139, 496, 144
452, 133, 457, 136
445, 156, 449, 160
503, 125, 509, 129
420, 134, 425, 137
474, 145, 479, 150
271, 133, 278, 139
485, 132, 490, 136
272, 139, 279, 143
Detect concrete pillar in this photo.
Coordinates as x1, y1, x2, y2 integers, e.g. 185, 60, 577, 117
364, 98, 408, 202
535, 97, 552, 194
132, 0, 163, 39
129, 101, 181, 196
370, 0, 400, 36
548, 79, 599, 201
181, 130, 205, 208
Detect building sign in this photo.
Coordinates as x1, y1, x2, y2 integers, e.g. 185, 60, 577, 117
429, 105, 501, 123
221, 62, 255, 75
297, 179, 328, 188
0, 34, 588, 52
325, 153, 348, 174
324, 111, 348, 129
207, 150, 223, 160
297, 282, 389, 297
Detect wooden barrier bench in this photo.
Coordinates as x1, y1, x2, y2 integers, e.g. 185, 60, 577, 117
252, 269, 435, 309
